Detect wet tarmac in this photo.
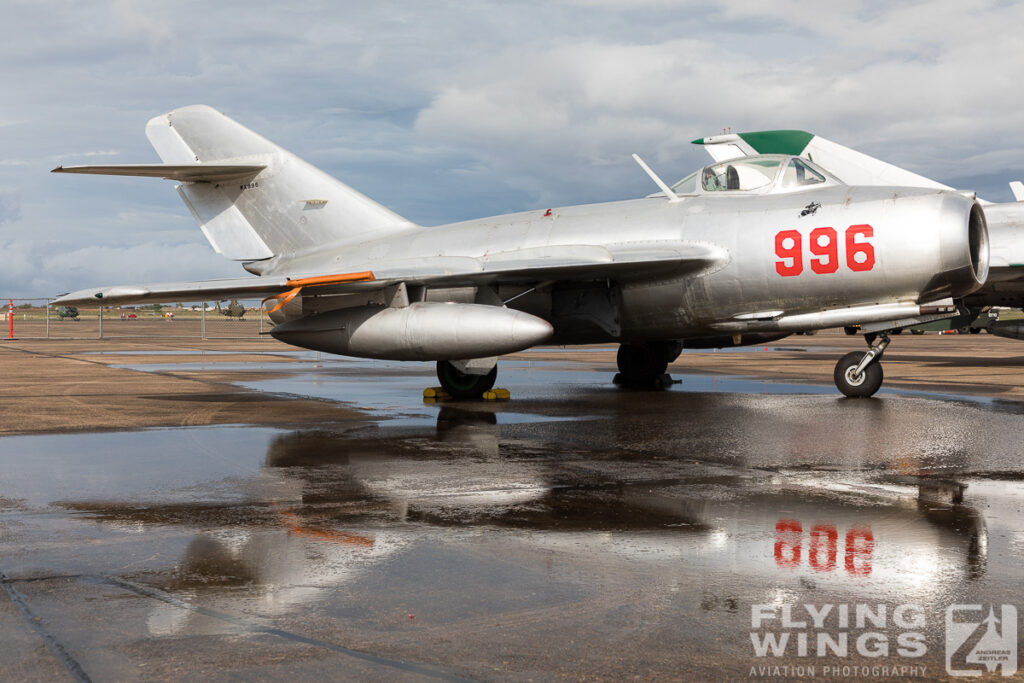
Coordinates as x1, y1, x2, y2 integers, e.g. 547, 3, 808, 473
2, 355, 1023, 680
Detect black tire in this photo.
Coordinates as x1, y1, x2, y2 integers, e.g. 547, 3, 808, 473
844, 326, 859, 336
616, 344, 668, 383
969, 327, 982, 334
436, 361, 497, 399
910, 329, 925, 335
892, 328, 904, 335
833, 351, 883, 398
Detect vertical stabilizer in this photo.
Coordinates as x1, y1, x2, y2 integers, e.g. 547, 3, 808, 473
144, 105, 416, 261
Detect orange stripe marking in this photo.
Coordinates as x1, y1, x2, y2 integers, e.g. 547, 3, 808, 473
287, 271, 375, 287
277, 509, 375, 548
262, 270, 375, 314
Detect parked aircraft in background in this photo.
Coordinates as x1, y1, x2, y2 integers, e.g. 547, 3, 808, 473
56, 305, 79, 320
53, 106, 988, 398
217, 299, 247, 319
694, 130, 1024, 340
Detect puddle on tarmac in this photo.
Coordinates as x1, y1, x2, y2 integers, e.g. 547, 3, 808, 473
1, 404, 1022, 634
2, 360, 1023, 672
0, 427, 278, 507
109, 356, 1012, 428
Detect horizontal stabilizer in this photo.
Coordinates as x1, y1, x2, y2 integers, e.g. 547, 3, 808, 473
51, 164, 266, 182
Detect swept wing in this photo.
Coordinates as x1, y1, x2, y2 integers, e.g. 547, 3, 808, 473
53, 240, 727, 306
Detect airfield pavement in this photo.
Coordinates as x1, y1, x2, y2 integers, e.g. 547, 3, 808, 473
1, 327, 1023, 680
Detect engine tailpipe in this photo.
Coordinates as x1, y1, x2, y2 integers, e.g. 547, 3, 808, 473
270, 302, 553, 360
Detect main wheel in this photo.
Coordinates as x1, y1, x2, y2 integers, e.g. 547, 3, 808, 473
616, 344, 669, 384
436, 361, 497, 399
833, 351, 883, 398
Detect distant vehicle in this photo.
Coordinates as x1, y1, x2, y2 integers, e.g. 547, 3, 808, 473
56, 305, 79, 320
910, 308, 999, 335
217, 299, 246, 319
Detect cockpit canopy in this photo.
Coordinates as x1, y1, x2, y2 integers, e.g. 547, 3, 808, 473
669, 155, 840, 196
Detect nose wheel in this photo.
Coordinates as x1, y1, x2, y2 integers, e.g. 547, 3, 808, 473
833, 333, 889, 398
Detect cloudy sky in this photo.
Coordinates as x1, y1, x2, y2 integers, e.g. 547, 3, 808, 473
2, 0, 1023, 298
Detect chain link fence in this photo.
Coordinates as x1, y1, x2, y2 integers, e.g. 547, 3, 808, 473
1, 298, 272, 341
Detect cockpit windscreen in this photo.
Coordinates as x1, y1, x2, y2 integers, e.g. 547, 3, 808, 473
668, 155, 838, 196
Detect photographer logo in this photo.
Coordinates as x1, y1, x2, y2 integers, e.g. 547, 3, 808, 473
946, 604, 1017, 677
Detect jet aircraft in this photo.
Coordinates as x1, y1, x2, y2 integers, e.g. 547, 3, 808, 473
694, 130, 1024, 338
53, 106, 989, 398
56, 305, 79, 320
217, 299, 247, 319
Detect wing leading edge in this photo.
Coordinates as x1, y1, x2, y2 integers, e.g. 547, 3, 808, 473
52, 241, 728, 307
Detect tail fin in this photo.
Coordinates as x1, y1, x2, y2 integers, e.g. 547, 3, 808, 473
148, 105, 416, 262
58, 105, 415, 263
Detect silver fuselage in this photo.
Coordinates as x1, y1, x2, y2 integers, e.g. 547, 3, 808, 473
265, 185, 985, 344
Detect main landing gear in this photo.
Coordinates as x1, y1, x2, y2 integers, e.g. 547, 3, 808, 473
436, 360, 497, 398
614, 341, 681, 387
833, 333, 890, 398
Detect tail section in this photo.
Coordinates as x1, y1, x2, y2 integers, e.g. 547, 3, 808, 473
149, 105, 416, 262
56, 105, 416, 263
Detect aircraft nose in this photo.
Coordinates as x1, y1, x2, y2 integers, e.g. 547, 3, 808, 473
937, 196, 989, 297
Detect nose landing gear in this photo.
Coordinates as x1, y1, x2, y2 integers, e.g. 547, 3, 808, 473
833, 333, 890, 398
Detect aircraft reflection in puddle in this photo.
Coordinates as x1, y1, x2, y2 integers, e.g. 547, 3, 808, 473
63, 405, 1001, 637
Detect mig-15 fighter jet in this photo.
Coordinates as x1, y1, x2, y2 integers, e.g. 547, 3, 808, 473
53, 106, 989, 398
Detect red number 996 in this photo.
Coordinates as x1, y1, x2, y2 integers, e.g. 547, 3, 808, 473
775, 224, 875, 276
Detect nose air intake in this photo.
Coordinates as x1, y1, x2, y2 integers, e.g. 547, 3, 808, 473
933, 197, 989, 299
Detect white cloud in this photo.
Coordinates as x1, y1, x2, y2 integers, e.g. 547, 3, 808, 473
415, 4, 1024, 200
2, 0, 1024, 296
109, 0, 174, 46
0, 193, 20, 224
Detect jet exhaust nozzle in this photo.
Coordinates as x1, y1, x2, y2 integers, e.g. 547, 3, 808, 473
270, 302, 554, 360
